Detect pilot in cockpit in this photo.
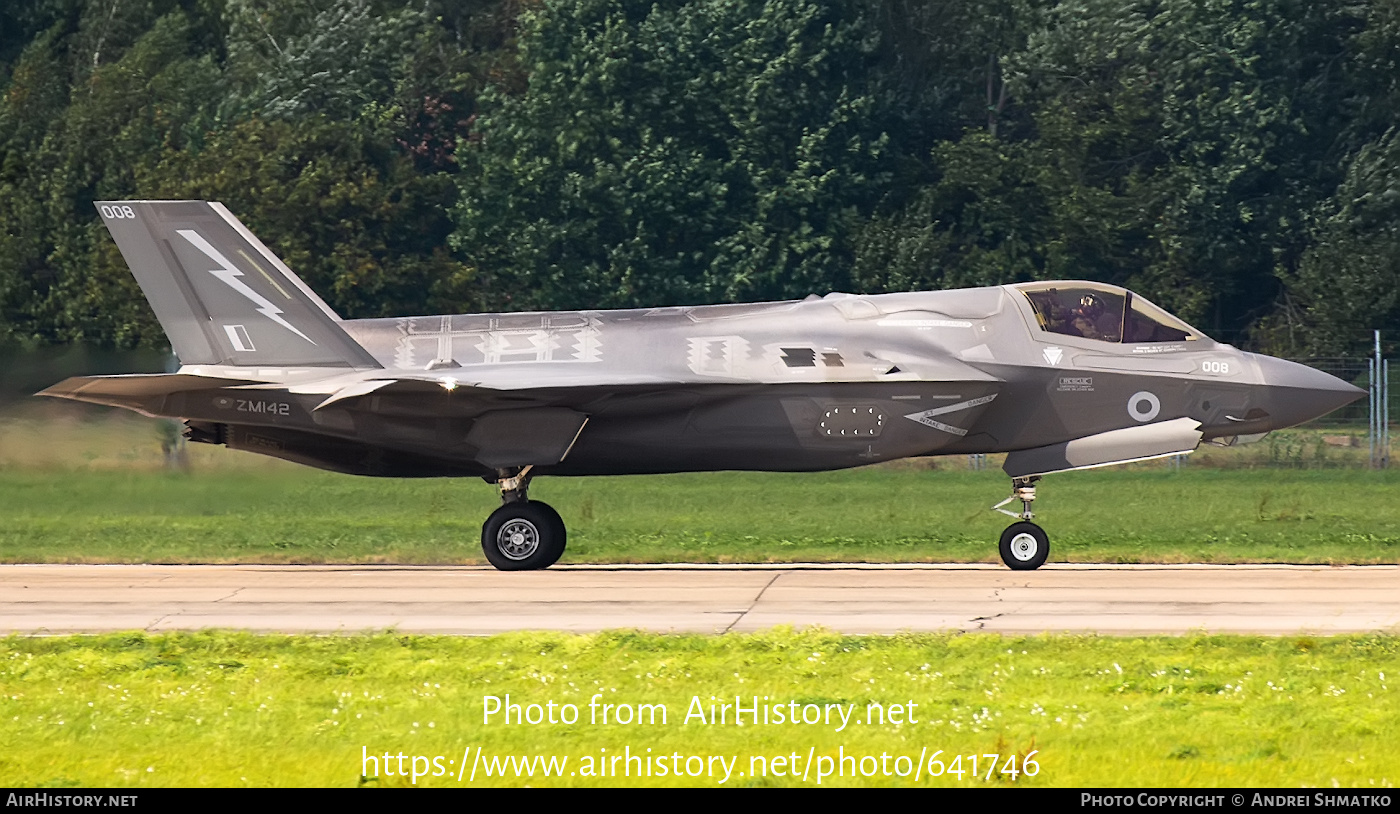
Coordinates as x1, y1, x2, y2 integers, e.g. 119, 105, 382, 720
1071, 294, 1121, 342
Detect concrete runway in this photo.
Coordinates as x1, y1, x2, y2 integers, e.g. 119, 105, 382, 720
2, 563, 1398, 635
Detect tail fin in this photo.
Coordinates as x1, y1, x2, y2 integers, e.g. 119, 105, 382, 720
96, 200, 380, 369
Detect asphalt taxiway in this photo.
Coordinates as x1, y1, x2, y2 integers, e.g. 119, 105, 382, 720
2, 563, 1397, 635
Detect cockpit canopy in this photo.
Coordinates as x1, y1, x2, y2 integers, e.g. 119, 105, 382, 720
1013, 282, 1201, 344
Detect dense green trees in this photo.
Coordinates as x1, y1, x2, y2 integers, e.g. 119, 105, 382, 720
0, 0, 482, 347
0, 0, 1397, 354
1260, 0, 1400, 354
453, 0, 894, 310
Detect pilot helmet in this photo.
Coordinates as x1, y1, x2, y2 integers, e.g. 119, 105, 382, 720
1077, 293, 1104, 318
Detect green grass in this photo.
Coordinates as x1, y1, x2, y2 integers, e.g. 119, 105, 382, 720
3, 406, 1397, 566
2, 466, 1400, 565
5, 414, 1397, 789
2, 630, 1397, 787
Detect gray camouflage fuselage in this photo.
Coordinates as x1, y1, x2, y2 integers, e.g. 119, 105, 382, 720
41, 200, 1368, 572
143, 286, 1355, 479
42, 201, 1362, 484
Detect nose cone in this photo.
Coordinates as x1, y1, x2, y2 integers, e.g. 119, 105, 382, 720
1251, 354, 1367, 429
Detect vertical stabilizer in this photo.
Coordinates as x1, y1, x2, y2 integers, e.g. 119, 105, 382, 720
95, 200, 380, 368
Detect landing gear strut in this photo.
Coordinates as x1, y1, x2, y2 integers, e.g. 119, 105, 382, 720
992, 476, 1049, 570
481, 466, 567, 571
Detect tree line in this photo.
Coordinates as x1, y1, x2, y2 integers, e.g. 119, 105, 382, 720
1, 0, 1397, 356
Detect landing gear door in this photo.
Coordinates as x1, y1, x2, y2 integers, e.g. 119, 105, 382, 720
467, 408, 589, 469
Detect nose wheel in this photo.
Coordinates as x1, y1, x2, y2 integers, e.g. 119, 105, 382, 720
993, 475, 1050, 570
999, 521, 1049, 570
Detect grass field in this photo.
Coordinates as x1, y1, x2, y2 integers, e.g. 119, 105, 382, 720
5, 406, 1397, 566
3, 465, 1399, 565
2, 630, 1396, 787
5, 410, 1398, 790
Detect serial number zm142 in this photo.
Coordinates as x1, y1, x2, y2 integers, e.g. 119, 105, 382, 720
214, 396, 292, 416
239, 399, 291, 415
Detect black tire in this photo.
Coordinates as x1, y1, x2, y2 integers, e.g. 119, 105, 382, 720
999, 521, 1049, 570
481, 501, 567, 571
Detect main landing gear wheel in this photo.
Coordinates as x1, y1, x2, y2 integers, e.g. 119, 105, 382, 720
999, 521, 1049, 571
481, 501, 566, 571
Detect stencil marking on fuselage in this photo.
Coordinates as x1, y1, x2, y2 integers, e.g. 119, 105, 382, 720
904, 394, 999, 435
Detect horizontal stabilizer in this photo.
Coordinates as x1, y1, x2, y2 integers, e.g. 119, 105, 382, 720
1003, 417, 1202, 478
37, 373, 257, 414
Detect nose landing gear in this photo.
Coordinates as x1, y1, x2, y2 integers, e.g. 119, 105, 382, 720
993, 476, 1049, 570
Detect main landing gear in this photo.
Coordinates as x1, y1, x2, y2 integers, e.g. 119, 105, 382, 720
481, 466, 566, 571
992, 476, 1049, 570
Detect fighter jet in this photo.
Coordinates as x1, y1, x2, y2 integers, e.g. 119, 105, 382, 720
40, 201, 1364, 570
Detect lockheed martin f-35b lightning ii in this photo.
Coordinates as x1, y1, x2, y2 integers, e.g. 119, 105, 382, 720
40, 201, 1365, 570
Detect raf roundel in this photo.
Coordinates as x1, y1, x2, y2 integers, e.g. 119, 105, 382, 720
1127, 391, 1161, 422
